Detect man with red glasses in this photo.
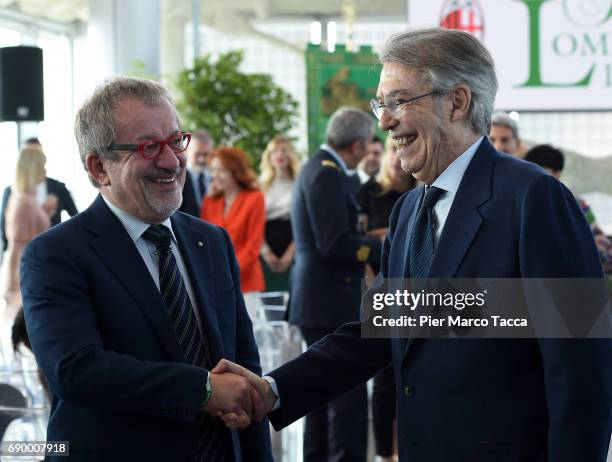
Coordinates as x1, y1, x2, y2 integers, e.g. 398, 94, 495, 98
20, 77, 272, 461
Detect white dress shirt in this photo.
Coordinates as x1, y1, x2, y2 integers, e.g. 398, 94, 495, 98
188, 167, 210, 207
429, 136, 483, 243
35, 180, 47, 206
102, 196, 206, 341
264, 177, 294, 220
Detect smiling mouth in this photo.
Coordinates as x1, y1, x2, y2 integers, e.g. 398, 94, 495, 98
395, 134, 418, 148
150, 177, 176, 184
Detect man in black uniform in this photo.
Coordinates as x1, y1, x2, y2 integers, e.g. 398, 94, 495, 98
289, 106, 382, 462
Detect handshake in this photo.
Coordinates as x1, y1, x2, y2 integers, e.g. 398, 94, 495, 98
202, 359, 277, 429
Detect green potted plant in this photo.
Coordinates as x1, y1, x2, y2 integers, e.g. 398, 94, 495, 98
175, 50, 299, 169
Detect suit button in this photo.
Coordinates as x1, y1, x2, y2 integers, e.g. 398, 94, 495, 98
345, 277, 352, 283
404, 386, 414, 398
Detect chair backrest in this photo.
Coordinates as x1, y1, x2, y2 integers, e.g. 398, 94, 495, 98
0, 383, 27, 440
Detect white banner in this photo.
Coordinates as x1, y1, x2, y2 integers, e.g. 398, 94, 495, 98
408, 0, 612, 111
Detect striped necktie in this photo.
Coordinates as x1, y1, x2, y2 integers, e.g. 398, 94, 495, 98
408, 187, 446, 278
142, 225, 232, 461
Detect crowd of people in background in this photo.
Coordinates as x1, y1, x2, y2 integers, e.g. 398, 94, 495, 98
1, 138, 77, 309
4, 115, 610, 302
0, 99, 611, 462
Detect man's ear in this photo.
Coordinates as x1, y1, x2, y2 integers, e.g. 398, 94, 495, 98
86, 153, 110, 186
449, 84, 472, 123
352, 139, 369, 156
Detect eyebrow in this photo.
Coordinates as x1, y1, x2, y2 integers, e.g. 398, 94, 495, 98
134, 130, 181, 142
375, 89, 417, 100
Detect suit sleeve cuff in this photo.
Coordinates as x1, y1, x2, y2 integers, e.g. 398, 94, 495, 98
263, 375, 281, 411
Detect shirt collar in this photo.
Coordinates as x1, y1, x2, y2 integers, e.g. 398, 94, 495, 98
320, 143, 349, 175
431, 136, 484, 194
188, 163, 207, 173
101, 195, 176, 243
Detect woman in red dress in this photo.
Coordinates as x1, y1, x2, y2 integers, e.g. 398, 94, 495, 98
201, 147, 265, 294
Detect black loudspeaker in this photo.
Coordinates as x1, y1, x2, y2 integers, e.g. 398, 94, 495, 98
0, 46, 44, 122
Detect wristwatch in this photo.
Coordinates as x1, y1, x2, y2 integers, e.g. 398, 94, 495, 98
202, 373, 212, 406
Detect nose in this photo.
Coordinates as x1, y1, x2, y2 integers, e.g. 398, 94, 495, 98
378, 108, 398, 131
155, 144, 182, 170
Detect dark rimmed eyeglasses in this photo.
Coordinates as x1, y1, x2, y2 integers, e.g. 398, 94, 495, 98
107, 132, 191, 160
370, 91, 441, 120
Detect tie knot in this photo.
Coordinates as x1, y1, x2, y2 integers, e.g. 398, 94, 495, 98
421, 186, 445, 210
142, 225, 172, 251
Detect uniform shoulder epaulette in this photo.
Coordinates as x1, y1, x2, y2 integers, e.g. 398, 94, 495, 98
356, 245, 371, 262
321, 160, 341, 171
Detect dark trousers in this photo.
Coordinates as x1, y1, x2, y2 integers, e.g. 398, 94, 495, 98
300, 326, 368, 462
372, 364, 396, 457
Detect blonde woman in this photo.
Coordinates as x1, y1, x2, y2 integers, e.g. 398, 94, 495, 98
357, 135, 417, 239
259, 136, 300, 291
356, 136, 416, 462
3, 148, 55, 307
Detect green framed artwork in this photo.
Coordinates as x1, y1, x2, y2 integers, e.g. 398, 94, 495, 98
306, 44, 382, 154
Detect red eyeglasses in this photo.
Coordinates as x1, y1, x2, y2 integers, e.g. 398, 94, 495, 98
107, 132, 191, 160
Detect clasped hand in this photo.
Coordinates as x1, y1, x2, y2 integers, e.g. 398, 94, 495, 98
202, 359, 277, 429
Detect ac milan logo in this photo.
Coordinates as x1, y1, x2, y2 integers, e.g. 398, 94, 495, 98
439, 0, 485, 40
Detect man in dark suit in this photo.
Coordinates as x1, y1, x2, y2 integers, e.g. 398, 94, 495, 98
356, 135, 383, 184
214, 28, 612, 462
21, 77, 272, 461
0, 138, 78, 252
180, 129, 214, 217
288, 106, 382, 462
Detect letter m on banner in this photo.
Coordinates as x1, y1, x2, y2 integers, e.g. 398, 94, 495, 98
439, 0, 486, 40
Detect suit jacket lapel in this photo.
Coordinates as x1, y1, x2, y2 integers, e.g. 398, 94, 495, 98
171, 213, 224, 364
85, 196, 185, 361
428, 139, 496, 278
400, 139, 497, 364
428, 197, 482, 278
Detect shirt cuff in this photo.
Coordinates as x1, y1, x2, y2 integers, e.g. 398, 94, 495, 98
262, 375, 281, 411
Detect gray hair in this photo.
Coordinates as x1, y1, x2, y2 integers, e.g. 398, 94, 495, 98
491, 112, 519, 139
74, 77, 178, 187
326, 106, 374, 150
192, 128, 214, 145
379, 28, 498, 135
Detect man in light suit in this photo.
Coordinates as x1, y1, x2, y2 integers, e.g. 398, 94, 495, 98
214, 28, 612, 462
21, 77, 272, 461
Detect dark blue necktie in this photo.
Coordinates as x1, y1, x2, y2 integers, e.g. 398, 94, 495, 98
197, 171, 206, 199
142, 225, 231, 462
408, 187, 445, 278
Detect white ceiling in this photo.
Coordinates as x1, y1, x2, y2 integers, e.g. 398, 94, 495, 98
0, 0, 88, 22
0, 0, 407, 26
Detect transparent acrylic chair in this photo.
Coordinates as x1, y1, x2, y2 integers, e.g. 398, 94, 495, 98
249, 291, 305, 462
